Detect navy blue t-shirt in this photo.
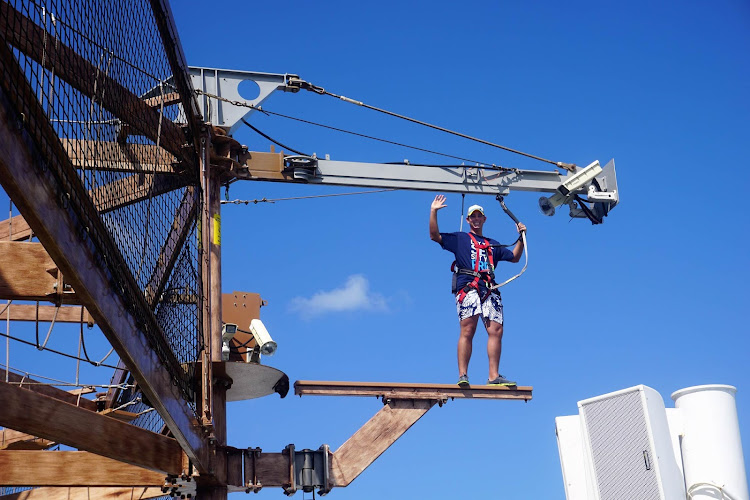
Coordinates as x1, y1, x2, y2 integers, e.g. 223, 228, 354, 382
439, 232, 514, 293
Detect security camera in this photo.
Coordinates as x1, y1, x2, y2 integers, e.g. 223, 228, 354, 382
222, 323, 238, 342
221, 323, 238, 361
249, 319, 277, 356
538, 160, 603, 216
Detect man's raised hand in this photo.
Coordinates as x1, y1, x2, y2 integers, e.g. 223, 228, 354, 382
431, 194, 447, 211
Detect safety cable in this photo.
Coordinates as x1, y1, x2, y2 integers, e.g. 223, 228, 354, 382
491, 195, 528, 289
491, 231, 528, 289
197, 89, 515, 170
222, 188, 397, 205
79, 308, 115, 367
294, 81, 577, 172
35, 302, 59, 351
459, 194, 465, 232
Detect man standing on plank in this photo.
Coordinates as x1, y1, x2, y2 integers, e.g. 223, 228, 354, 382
429, 194, 526, 387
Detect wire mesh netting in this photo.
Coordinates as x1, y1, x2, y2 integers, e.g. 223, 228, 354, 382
0, 0, 203, 421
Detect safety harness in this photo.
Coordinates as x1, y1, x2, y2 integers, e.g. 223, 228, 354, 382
451, 232, 497, 303
450, 195, 529, 302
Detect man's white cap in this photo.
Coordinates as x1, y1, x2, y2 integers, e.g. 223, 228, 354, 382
467, 204, 485, 216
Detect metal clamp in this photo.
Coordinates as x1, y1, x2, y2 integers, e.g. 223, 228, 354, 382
244, 447, 263, 493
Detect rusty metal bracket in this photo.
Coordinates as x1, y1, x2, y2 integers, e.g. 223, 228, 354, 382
244, 446, 262, 493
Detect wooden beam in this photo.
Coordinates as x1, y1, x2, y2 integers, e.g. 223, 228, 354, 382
0, 381, 183, 475
294, 380, 534, 401
0, 66, 209, 472
143, 92, 182, 109
331, 399, 435, 487
3, 372, 97, 412
0, 241, 75, 303
0, 304, 93, 325
0, 451, 165, 486
61, 139, 177, 173
0, 487, 165, 500
88, 173, 187, 213
104, 361, 131, 410
0, 429, 55, 450
0, 214, 33, 241
145, 188, 197, 308
0, 2, 193, 170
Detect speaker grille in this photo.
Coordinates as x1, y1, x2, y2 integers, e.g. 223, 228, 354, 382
581, 390, 662, 500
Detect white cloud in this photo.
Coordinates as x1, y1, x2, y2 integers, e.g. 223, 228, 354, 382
289, 274, 388, 318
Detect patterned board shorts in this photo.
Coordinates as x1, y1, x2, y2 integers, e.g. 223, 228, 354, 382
455, 289, 504, 324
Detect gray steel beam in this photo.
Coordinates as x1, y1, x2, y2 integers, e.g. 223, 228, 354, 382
300, 159, 565, 195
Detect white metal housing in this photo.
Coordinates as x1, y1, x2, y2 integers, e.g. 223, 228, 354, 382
671, 385, 749, 500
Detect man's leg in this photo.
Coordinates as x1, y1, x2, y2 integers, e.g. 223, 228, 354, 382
485, 320, 504, 381
458, 315, 479, 377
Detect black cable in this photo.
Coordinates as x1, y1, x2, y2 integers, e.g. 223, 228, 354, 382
250, 108, 503, 167
0, 330, 120, 370
240, 118, 308, 156
574, 195, 602, 225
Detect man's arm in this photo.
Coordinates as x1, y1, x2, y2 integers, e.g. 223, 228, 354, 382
510, 222, 527, 262
429, 194, 447, 244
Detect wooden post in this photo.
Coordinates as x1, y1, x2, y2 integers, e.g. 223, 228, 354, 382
197, 134, 228, 499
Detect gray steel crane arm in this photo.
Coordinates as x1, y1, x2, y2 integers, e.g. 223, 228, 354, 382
179, 67, 619, 222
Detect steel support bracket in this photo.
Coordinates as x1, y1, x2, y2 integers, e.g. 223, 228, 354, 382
281, 444, 332, 496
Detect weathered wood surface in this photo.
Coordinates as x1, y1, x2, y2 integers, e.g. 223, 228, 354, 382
61, 139, 177, 173
0, 2, 192, 169
0, 242, 68, 302
294, 380, 533, 401
0, 304, 93, 324
0, 451, 165, 486
88, 173, 187, 213
0, 382, 183, 475
0, 215, 33, 241
2, 371, 97, 411
0, 428, 55, 450
332, 399, 435, 486
0, 487, 165, 500
0, 64, 209, 472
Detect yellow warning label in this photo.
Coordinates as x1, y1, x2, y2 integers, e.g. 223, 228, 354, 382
213, 214, 221, 246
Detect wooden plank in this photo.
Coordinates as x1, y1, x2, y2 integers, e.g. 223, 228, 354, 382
234, 151, 287, 181
3, 371, 97, 412
0, 451, 165, 486
98, 409, 139, 422
61, 139, 177, 173
0, 429, 55, 450
332, 399, 435, 486
0, 241, 61, 302
0, 381, 183, 475
0, 304, 93, 324
294, 380, 533, 401
0, 487, 165, 500
143, 92, 182, 109
0, 214, 33, 241
254, 453, 292, 487
88, 173, 187, 213
0, 2, 193, 170
0, 24, 209, 473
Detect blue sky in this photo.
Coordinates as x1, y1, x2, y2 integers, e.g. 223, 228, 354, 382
2, 1, 749, 498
